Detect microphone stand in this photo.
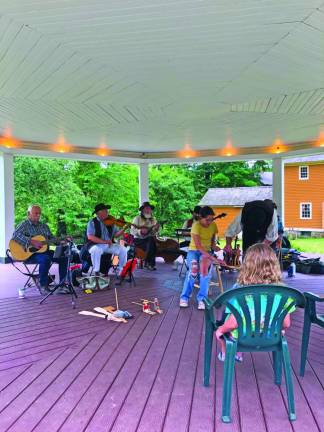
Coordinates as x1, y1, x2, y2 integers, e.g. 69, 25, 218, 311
40, 240, 78, 308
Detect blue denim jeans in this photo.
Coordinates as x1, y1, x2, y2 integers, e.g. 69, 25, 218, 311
180, 250, 211, 302
26, 250, 68, 286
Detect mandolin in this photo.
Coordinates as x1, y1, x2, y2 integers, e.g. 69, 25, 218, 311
9, 235, 67, 261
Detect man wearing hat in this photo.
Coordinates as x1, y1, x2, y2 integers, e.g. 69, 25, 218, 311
87, 203, 127, 276
130, 202, 160, 270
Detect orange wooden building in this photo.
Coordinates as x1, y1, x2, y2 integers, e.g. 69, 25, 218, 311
200, 186, 272, 238
200, 155, 324, 238
284, 156, 324, 233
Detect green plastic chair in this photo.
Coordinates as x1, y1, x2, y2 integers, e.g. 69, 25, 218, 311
203, 284, 305, 423
300, 292, 324, 376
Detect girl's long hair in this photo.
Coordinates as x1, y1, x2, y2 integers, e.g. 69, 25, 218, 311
237, 243, 282, 285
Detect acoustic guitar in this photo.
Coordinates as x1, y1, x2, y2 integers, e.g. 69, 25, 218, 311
9, 235, 63, 261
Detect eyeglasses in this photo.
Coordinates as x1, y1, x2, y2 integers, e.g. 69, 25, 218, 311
204, 217, 214, 223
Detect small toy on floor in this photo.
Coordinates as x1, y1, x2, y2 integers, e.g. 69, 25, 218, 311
140, 297, 163, 314
132, 299, 157, 315
78, 306, 133, 323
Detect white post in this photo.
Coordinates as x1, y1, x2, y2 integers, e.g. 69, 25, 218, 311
139, 163, 149, 206
272, 157, 284, 225
0, 152, 15, 262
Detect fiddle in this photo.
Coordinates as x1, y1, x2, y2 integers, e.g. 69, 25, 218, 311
103, 215, 129, 228
103, 216, 159, 231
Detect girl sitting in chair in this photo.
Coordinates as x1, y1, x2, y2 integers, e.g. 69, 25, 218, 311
216, 243, 293, 362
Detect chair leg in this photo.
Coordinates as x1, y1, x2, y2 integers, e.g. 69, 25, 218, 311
281, 338, 296, 421
215, 265, 224, 293
203, 320, 214, 387
222, 339, 236, 423
300, 310, 311, 377
272, 351, 282, 385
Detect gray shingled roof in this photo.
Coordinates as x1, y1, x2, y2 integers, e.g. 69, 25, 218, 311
285, 154, 324, 164
200, 186, 272, 206
260, 171, 273, 185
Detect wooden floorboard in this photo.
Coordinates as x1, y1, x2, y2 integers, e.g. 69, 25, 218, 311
0, 262, 323, 431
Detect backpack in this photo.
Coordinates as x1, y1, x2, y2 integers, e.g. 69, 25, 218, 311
241, 200, 274, 251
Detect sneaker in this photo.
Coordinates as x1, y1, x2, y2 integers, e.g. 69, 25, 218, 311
18, 289, 26, 299
179, 299, 189, 308
39, 285, 49, 295
217, 351, 243, 363
197, 301, 205, 310
147, 265, 156, 271
218, 351, 226, 362
235, 353, 243, 363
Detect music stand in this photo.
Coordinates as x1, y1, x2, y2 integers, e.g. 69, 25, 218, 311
40, 240, 78, 308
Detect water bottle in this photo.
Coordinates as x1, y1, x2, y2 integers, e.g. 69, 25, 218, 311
287, 262, 296, 277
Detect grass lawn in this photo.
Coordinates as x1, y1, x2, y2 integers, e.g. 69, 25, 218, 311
216, 238, 324, 254
289, 237, 324, 254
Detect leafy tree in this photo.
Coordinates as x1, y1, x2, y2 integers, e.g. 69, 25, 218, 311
149, 165, 199, 236
13, 156, 270, 240
14, 157, 87, 236
187, 161, 265, 197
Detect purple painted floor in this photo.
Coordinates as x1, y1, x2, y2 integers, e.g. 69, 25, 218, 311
0, 262, 323, 432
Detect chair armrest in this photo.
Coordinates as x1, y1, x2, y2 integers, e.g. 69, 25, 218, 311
204, 297, 214, 310
304, 292, 324, 302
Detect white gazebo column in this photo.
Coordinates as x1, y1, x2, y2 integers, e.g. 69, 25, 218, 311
0, 152, 15, 263
138, 163, 149, 206
272, 157, 285, 225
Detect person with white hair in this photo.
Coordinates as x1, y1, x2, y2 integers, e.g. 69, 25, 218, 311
11, 205, 68, 298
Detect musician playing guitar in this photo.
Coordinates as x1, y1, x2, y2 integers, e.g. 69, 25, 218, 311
11, 205, 69, 297
130, 201, 160, 271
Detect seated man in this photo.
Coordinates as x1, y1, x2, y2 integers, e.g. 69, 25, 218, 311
11, 204, 68, 297
130, 201, 160, 270
87, 203, 127, 276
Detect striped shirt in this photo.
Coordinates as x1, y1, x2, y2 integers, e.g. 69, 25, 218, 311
12, 219, 54, 250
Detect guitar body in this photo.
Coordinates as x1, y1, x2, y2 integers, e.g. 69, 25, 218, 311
9, 235, 48, 261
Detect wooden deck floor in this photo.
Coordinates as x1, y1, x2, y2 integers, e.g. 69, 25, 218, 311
0, 263, 323, 432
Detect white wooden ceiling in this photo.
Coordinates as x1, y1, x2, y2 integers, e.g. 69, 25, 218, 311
0, 0, 323, 160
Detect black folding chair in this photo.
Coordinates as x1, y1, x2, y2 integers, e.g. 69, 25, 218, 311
6, 249, 40, 291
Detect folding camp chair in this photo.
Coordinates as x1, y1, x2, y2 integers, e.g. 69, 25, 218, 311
6, 248, 48, 293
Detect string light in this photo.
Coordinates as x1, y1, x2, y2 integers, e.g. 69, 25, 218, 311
52, 134, 72, 153
0, 127, 21, 149
177, 142, 197, 159
317, 130, 324, 147
220, 138, 236, 157
270, 137, 286, 154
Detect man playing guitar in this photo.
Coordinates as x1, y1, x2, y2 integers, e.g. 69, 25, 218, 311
11, 205, 68, 297
130, 201, 160, 271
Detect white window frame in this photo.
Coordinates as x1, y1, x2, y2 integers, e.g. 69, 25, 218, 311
299, 165, 309, 180
300, 202, 312, 219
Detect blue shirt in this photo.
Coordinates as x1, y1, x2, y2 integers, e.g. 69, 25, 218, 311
86, 217, 118, 241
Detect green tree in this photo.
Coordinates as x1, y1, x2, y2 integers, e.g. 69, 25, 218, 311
149, 165, 199, 236
14, 157, 87, 236
73, 162, 139, 222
